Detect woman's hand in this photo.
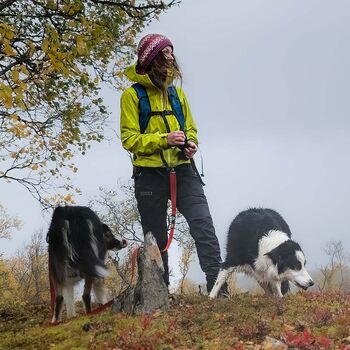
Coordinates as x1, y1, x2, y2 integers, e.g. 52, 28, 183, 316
167, 132, 197, 158
183, 141, 197, 159
167, 131, 186, 146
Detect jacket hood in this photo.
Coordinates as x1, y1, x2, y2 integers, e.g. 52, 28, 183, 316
125, 63, 156, 89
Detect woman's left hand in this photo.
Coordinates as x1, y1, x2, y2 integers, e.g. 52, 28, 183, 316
183, 141, 197, 159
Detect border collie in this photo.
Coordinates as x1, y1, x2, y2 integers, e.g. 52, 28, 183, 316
47, 206, 127, 323
209, 208, 314, 298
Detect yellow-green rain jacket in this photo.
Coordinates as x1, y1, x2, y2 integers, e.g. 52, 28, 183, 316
120, 64, 198, 168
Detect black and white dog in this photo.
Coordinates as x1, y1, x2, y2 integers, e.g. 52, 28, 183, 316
209, 208, 314, 298
47, 206, 127, 323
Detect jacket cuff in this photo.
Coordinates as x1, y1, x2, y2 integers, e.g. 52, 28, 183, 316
160, 133, 169, 149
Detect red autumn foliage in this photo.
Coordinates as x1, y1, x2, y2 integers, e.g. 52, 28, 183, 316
284, 328, 332, 349
140, 315, 153, 331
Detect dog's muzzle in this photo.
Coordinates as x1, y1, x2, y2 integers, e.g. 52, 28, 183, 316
296, 279, 314, 290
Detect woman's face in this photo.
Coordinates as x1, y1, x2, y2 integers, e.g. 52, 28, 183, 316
162, 46, 174, 64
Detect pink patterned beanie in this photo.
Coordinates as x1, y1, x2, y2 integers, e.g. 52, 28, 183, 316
137, 33, 173, 73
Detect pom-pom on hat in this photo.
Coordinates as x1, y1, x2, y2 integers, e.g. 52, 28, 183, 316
137, 33, 173, 73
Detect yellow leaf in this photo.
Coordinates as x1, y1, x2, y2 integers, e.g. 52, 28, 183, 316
41, 37, 50, 53
64, 194, 74, 203
0, 24, 15, 40
31, 164, 39, 170
0, 84, 13, 108
76, 35, 87, 55
20, 65, 29, 76
48, 54, 64, 70
3, 39, 15, 56
18, 81, 27, 91
283, 324, 295, 332
12, 70, 20, 83
67, 20, 77, 28
14, 87, 24, 102
47, 0, 55, 9
21, 39, 34, 57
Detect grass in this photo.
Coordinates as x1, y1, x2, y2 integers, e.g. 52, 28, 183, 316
1, 291, 350, 349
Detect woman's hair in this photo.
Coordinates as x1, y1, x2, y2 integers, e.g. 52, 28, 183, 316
146, 50, 182, 102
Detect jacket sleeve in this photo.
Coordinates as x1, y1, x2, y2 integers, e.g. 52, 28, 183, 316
177, 87, 198, 145
120, 89, 169, 155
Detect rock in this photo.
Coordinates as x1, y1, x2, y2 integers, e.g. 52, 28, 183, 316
112, 232, 169, 314
261, 336, 287, 350
82, 322, 97, 332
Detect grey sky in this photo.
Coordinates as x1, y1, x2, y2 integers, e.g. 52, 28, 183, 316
1, 0, 350, 285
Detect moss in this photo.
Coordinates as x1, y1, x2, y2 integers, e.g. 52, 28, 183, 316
1, 292, 350, 349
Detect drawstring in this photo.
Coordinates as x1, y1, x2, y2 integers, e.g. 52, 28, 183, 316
198, 145, 205, 177
190, 158, 205, 186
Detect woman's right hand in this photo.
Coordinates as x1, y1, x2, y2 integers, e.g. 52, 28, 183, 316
167, 131, 186, 147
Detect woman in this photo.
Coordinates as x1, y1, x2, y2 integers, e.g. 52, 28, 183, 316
120, 33, 223, 293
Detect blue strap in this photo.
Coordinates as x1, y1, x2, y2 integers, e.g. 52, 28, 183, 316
167, 85, 185, 131
132, 83, 151, 134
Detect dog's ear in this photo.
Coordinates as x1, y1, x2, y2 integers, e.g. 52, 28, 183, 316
265, 247, 282, 265
102, 223, 111, 233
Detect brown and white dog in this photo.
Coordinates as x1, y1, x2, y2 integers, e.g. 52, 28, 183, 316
47, 206, 127, 323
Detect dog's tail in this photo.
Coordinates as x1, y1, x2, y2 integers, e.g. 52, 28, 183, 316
47, 207, 72, 284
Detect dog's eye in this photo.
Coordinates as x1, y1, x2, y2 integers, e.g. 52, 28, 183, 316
293, 261, 302, 270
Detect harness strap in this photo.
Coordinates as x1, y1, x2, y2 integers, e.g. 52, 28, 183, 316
132, 83, 151, 134
132, 83, 185, 134
162, 168, 177, 252
168, 85, 185, 131
151, 110, 173, 116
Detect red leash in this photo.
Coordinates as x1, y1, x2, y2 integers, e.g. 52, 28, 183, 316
128, 169, 176, 287
162, 168, 177, 252
87, 299, 114, 315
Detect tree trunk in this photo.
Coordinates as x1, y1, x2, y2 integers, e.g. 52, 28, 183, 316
112, 232, 169, 314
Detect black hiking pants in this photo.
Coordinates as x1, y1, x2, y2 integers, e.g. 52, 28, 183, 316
134, 163, 222, 292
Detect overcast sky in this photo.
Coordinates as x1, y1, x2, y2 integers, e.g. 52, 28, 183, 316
1, 0, 350, 286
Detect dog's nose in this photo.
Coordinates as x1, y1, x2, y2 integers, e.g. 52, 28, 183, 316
122, 239, 128, 248
308, 280, 314, 287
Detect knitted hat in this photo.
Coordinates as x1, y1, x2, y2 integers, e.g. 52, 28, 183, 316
137, 34, 173, 73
